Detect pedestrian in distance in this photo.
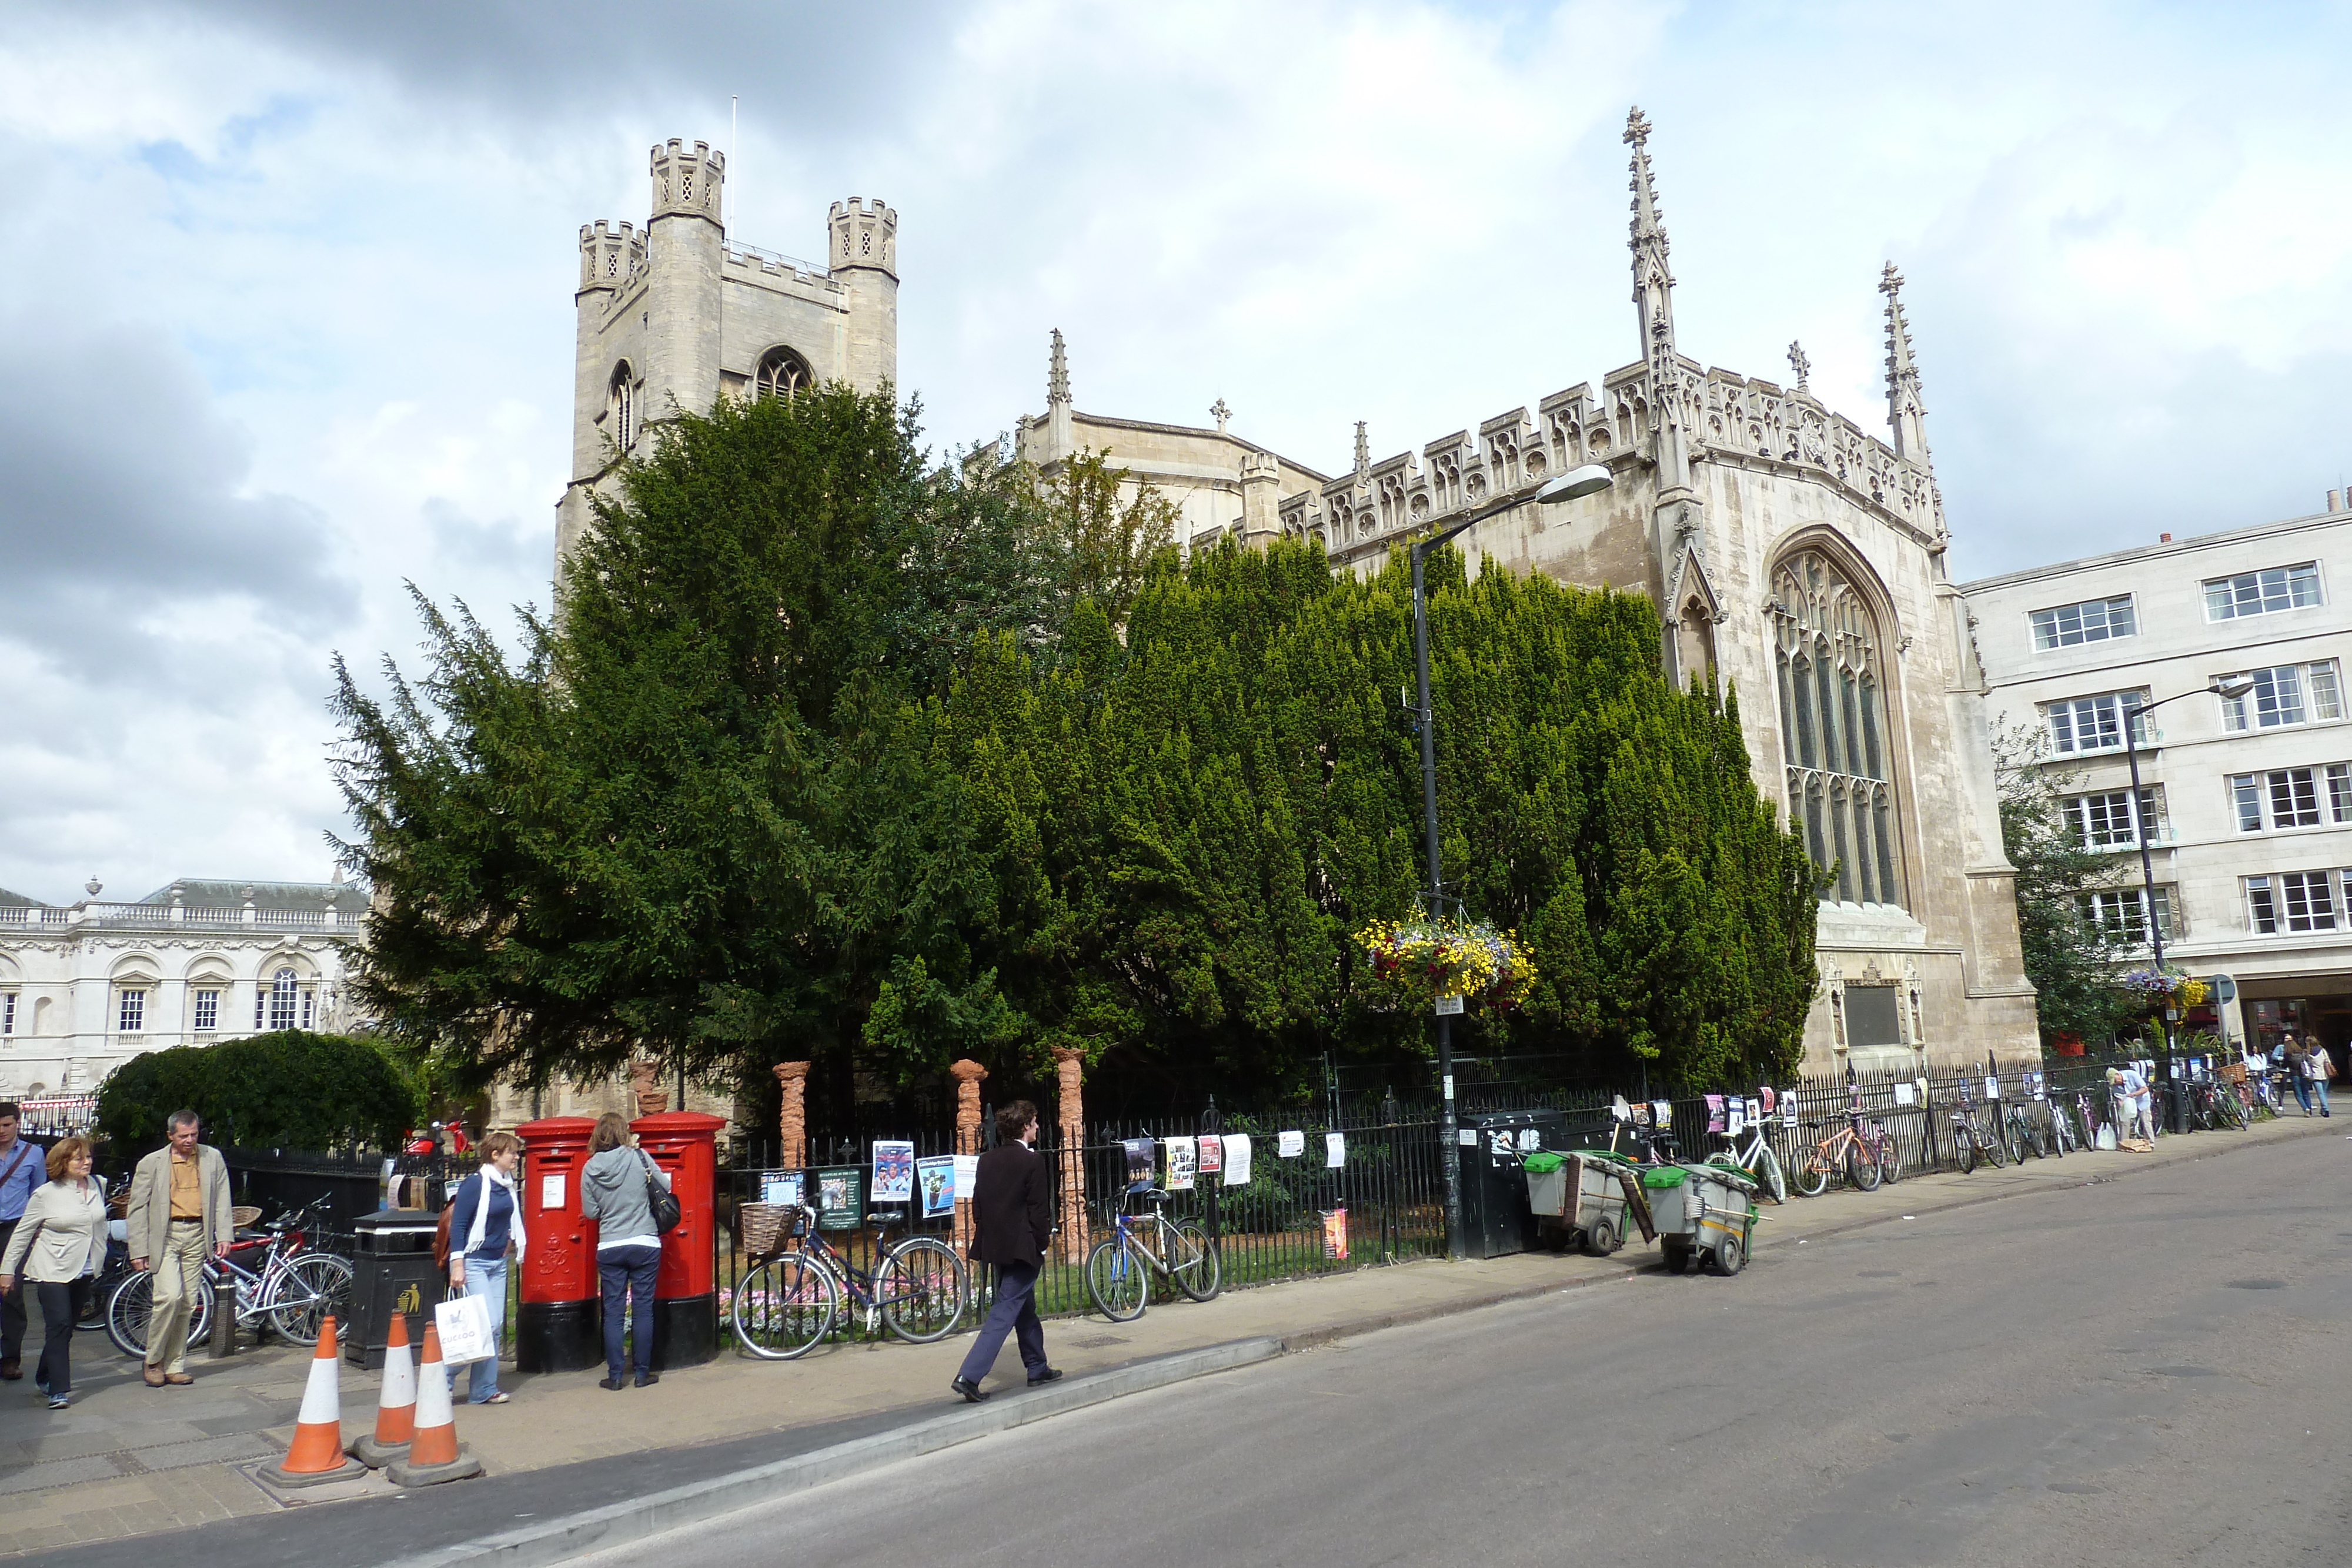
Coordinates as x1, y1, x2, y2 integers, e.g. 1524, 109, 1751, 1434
446, 1130, 527, 1405
2306, 1037, 2334, 1118
0, 1101, 45, 1383
0, 1137, 106, 1409
2282, 1035, 2317, 1115
580, 1112, 670, 1390
2109, 1066, 2155, 1149
951, 1100, 1061, 1403
123, 1110, 232, 1388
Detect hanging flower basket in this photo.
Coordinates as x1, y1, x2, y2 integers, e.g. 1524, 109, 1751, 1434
2117, 967, 2209, 1010
1354, 915, 1538, 1012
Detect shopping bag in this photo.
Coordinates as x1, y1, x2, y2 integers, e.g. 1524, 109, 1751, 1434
435, 1290, 497, 1365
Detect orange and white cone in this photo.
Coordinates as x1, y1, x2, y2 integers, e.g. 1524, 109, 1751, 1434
259, 1315, 364, 1486
386, 1322, 482, 1486
350, 1311, 417, 1468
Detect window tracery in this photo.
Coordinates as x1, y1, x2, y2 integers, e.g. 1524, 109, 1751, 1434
755, 346, 813, 401
1771, 551, 1903, 908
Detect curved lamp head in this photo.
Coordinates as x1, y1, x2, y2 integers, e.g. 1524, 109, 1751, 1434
2211, 678, 2257, 701
1536, 463, 1613, 504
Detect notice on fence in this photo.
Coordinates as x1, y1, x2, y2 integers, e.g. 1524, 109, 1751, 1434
1726, 1100, 1745, 1135
1322, 1206, 1350, 1260
1325, 1131, 1347, 1168
1278, 1129, 1305, 1158
1652, 1101, 1673, 1128
1892, 1081, 1916, 1106
1705, 1094, 1726, 1133
916, 1156, 955, 1218
1221, 1134, 1251, 1186
1197, 1135, 1222, 1174
871, 1140, 916, 1204
1123, 1138, 1156, 1188
761, 1171, 805, 1208
1984, 1076, 2000, 1101
1164, 1137, 1197, 1191
816, 1168, 864, 1231
2032, 1071, 2047, 1101
953, 1154, 978, 1197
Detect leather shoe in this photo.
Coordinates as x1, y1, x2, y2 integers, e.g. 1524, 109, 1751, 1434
165, 1372, 193, 1386
0, 1358, 19, 1382
950, 1376, 988, 1403
634, 1371, 659, 1388
143, 1365, 166, 1389
599, 1376, 627, 1390
1026, 1367, 1064, 1386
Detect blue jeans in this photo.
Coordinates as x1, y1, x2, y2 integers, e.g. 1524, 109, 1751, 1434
956, 1261, 1047, 1387
2313, 1075, 2332, 1115
2293, 1073, 2315, 1112
600, 1243, 662, 1379
450, 1253, 506, 1403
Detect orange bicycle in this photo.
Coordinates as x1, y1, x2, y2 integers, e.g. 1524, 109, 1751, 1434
1790, 1095, 1889, 1196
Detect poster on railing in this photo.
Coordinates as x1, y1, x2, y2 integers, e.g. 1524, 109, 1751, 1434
953, 1153, 978, 1197
761, 1171, 805, 1208
816, 1167, 864, 1231
1984, 1075, 2000, 1101
1325, 1131, 1347, 1168
1221, 1134, 1251, 1186
1892, 1081, 1916, 1106
1277, 1129, 1305, 1158
1164, 1136, 1197, 1191
1651, 1101, 1673, 1128
1123, 1138, 1156, 1189
916, 1156, 956, 1218
1726, 1099, 1745, 1135
871, 1140, 916, 1203
1745, 1097, 1762, 1126
2031, 1071, 2046, 1101
1197, 1135, 1222, 1174
1321, 1206, 1349, 1260
1705, 1094, 1725, 1133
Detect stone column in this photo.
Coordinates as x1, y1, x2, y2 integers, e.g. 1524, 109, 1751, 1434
773, 1061, 811, 1170
1051, 1047, 1090, 1262
949, 1059, 988, 1256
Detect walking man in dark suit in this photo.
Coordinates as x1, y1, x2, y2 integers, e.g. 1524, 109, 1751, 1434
951, 1101, 1061, 1402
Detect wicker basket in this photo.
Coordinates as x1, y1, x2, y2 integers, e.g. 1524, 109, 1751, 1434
2221, 1059, 2247, 1084
230, 1205, 263, 1229
739, 1202, 804, 1259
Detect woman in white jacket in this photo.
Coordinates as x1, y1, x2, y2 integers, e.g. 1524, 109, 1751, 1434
0, 1137, 106, 1409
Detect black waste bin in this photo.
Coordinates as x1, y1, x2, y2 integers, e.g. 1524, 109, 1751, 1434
1456, 1109, 1571, 1259
347, 1209, 443, 1370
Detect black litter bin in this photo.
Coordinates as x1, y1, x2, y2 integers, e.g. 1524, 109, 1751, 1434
1456, 1109, 1571, 1259
347, 1210, 443, 1370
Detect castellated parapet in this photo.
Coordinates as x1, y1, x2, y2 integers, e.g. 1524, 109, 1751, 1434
577, 220, 645, 295
828, 199, 898, 396
650, 138, 725, 225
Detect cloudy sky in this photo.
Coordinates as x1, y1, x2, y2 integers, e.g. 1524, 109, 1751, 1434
3, 0, 2348, 905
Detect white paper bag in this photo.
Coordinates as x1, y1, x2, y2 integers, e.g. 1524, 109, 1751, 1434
435, 1291, 497, 1366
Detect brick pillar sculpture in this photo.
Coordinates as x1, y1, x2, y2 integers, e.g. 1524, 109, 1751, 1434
949, 1058, 988, 1257
773, 1061, 811, 1171
630, 1058, 669, 1116
1051, 1047, 1090, 1262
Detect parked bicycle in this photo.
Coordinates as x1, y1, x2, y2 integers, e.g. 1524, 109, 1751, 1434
2047, 1092, 2079, 1156
731, 1202, 967, 1361
1708, 1105, 1787, 1203
1947, 1075, 2009, 1174
1085, 1186, 1222, 1322
1792, 1091, 1890, 1196
1998, 1095, 2047, 1161
74, 1175, 135, 1333
103, 1195, 352, 1357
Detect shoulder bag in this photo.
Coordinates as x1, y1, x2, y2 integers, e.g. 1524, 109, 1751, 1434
638, 1151, 682, 1235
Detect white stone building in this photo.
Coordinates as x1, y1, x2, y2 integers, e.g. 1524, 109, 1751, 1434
0, 878, 365, 1099
1960, 497, 2352, 1064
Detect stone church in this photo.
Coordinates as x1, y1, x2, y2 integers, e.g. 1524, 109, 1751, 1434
554, 115, 2036, 1076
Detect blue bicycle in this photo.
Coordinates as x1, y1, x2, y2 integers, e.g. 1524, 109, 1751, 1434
1084, 1188, 1220, 1321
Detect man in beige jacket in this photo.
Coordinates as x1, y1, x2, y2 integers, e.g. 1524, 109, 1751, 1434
124, 1111, 232, 1387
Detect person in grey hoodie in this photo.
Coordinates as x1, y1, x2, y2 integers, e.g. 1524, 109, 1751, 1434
579, 1113, 671, 1390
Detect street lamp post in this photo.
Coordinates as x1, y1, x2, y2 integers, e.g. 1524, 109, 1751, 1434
2120, 678, 2254, 1131
1409, 463, 1612, 1259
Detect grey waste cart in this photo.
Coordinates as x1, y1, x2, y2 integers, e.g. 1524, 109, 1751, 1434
346, 1209, 442, 1369
1524, 1151, 1636, 1257
1640, 1162, 1758, 1277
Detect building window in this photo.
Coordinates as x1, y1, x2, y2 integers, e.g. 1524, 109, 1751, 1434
192, 989, 219, 1032
2204, 562, 2321, 621
754, 347, 813, 400
2220, 661, 2343, 732
2248, 871, 2340, 934
609, 363, 636, 452
2029, 594, 2136, 650
2084, 887, 2174, 946
1771, 552, 1903, 908
2062, 787, 2161, 850
2229, 767, 2344, 832
1, 992, 12, 1035
268, 968, 299, 1032
2043, 690, 2148, 755
118, 989, 145, 1033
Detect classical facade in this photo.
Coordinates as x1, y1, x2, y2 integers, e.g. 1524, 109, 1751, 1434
1961, 497, 2352, 1064
554, 138, 899, 574
0, 877, 365, 1101
1019, 109, 2036, 1072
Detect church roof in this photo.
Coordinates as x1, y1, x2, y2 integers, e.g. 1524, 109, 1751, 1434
131, 879, 362, 912
1068, 411, 1334, 484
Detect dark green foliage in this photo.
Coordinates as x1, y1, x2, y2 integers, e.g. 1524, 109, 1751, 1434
1992, 723, 2135, 1048
94, 1032, 420, 1152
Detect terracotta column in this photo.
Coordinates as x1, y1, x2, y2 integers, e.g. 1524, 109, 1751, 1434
630, 1058, 669, 1116
773, 1061, 811, 1171
1051, 1047, 1090, 1262
949, 1058, 988, 1256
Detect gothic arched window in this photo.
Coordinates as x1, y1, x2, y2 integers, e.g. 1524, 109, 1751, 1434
268, 967, 299, 1032
1770, 551, 1904, 908
755, 347, 813, 401
609, 362, 636, 452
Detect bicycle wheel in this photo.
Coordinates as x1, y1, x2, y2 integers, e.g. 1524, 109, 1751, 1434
1757, 1145, 1788, 1205
877, 1236, 967, 1343
1955, 1128, 1976, 1175
1983, 1118, 2009, 1168
103, 1268, 212, 1360
1846, 1141, 1882, 1192
732, 1255, 838, 1360
1085, 1236, 1148, 1322
1167, 1221, 1222, 1302
2027, 1119, 2050, 1159
1875, 1132, 1901, 1184
1792, 1149, 1830, 1198
268, 1253, 353, 1346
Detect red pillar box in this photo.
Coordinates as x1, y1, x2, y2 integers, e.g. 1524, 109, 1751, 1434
514, 1116, 603, 1374
631, 1110, 726, 1370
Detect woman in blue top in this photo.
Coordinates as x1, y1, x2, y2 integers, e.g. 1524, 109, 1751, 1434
446, 1131, 527, 1405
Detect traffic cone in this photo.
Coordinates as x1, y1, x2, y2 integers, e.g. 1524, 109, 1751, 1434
387, 1322, 483, 1486
258, 1316, 365, 1487
349, 1310, 417, 1468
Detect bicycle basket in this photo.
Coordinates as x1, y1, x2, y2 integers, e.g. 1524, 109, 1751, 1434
739, 1202, 809, 1258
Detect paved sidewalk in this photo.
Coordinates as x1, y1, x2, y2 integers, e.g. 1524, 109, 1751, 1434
2, 1107, 2337, 1558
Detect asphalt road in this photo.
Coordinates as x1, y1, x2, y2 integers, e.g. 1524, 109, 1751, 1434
577, 1132, 2352, 1568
